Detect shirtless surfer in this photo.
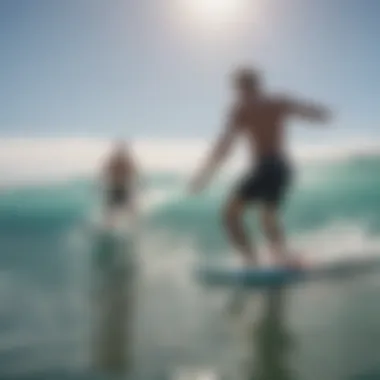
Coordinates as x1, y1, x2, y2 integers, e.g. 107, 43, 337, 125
102, 141, 138, 227
189, 68, 332, 266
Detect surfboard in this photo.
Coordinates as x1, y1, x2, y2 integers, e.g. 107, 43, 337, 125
196, 256, 380, 288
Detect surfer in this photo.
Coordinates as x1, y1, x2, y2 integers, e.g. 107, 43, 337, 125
102, 141, 138, 227
189, 67, 332, 266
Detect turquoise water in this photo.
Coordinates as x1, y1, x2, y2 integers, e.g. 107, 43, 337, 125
1, 156, 380, 379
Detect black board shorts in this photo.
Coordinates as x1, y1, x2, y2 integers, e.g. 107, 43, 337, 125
235, 155, 292, 207
106, 186, 129, 208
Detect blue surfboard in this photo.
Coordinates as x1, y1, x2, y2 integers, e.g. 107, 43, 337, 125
196, 256, 380, 288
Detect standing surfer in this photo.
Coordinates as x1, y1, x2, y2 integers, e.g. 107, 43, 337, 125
189, 68, 332, 266
102, 141, 139, 228
94, 140, 139, 375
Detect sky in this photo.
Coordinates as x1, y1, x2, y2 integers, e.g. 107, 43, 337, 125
0, 0, 379, 144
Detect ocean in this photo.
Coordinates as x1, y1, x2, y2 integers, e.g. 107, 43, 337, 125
1, 153, 380, 380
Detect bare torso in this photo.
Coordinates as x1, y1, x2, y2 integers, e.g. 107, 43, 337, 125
236, 96, 287, 158
106, 156, 131, 188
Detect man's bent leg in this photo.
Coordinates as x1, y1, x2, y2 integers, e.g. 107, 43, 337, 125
260, 205, 287, 265
223, 196, 256, 265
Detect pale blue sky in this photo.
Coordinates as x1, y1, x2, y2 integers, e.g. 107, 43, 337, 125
0, 0, 379, 142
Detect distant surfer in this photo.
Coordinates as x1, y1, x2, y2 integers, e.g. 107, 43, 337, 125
102, 141, 138, 227
94, 141, 138, 374
189, 68, 332, 266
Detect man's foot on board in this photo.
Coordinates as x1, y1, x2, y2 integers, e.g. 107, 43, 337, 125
285, 256, 307, 269
243, 255, 257, 268
273, 255, 307, 269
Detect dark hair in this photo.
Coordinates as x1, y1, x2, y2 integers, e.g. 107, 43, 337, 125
233, 67, 261, 89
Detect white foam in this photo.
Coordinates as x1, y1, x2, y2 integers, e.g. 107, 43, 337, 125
292, 221, 380, 263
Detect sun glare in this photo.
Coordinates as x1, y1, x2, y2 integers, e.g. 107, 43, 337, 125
193, 0, 239, 18
181, 0, 247, 28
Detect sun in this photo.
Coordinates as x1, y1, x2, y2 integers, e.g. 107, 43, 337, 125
192, 0, 240, 18
181, 0, 247, 27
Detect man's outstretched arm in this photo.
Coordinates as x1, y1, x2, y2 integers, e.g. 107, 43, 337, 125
283, 96, 333, 123
189, 111, 240, 194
